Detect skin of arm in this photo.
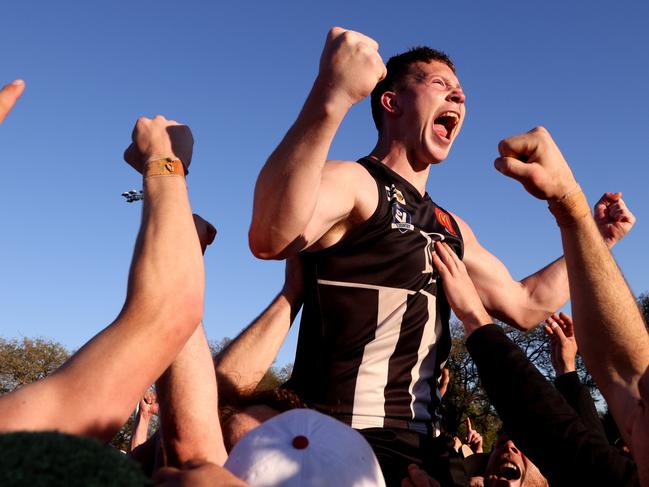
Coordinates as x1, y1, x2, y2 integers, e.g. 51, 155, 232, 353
434, 239, 638, 486
155, 215, 228, 467
494, 126, 649, 471
249, 27, 386, 259
0, 116, 204, 442
455, 193, 634, 331
214, 256, 304, 396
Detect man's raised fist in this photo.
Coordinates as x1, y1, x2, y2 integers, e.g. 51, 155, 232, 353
316, 27, 387, 107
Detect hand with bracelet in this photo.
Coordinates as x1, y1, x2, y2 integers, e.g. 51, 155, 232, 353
124, 115, 194, 176
494, 126, 635, 239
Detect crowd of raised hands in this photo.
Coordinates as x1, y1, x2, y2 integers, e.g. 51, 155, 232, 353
0, 24, 647, 487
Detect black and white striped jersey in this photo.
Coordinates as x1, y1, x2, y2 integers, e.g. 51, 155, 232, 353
286, 157, 464, 433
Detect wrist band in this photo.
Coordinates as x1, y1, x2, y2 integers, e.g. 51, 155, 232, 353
548, 185, 590, 227
144, 158, 186, 178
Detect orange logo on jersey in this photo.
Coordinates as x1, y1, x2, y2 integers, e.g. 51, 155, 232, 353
435, 207, 457, 236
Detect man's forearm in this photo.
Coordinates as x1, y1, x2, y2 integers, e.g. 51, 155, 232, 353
215, 291, 297, 395
514, 255, 570, 329
157, 323, 227, 467
129, 410, 152, 452
559, 208, 648, 428
250, 83, 349, 258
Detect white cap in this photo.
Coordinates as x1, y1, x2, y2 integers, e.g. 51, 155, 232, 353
225, 409, 386, 487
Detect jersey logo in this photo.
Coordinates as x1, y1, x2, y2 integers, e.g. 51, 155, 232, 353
420, 231, 446, 274
391, 202, 414, 233
435, 207, 457, 236
385, 184, 406, 205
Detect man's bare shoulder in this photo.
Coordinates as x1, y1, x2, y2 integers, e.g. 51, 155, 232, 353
322, 159, 378, 217
305, 159, 379, 250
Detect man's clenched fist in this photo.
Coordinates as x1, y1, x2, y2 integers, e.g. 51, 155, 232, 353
124, 115, 194, 174
495, 126, 577, 200
317, 27, 386, 107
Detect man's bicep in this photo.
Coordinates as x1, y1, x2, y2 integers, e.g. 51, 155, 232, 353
454, 215, 530, 328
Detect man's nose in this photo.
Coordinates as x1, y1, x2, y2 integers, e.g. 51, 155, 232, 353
504, 440, 520, 454
447, 88, 465, 104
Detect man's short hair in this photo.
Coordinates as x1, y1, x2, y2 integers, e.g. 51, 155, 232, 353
370, 46, 456, 131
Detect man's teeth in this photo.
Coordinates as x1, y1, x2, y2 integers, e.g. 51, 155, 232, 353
438, 111, 459, 121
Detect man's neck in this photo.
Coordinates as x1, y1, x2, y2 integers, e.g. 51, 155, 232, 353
369, 139, 431, 196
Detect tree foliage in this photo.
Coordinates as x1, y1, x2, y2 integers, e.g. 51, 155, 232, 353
440, 317, 598, 451
0, 337, 70, 394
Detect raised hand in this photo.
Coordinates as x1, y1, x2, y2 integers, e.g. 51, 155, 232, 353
464, 417, 483, 454
543, 312, 578, 376
495, 126, 578, 200
0, 79, 25, 124
192, 214, 217, 255
139, 389, 159, 419
317, 27, 386, 107
124, 115, 194, 174
593, 192, 636, 247
431, 241, 491, 335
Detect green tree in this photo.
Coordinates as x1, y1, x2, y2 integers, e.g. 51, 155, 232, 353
0, 337, 70, 394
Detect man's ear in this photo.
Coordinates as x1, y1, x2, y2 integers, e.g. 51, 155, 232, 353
380, 91, 400, 117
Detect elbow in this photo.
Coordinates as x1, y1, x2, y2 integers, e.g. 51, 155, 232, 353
249, 236, 280, 260
248, 227, 296, 260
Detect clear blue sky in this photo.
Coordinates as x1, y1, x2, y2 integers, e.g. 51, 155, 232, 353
1, 1, 647, 367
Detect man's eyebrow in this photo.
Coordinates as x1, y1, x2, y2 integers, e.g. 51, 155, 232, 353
411, 69, 462, 90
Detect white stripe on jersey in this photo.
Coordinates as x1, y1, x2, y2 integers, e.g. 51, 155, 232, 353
408, 286, 442, 421
318, 279, 441, 428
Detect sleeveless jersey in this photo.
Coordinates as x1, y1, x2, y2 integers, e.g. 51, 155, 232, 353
286, 157, 464, 433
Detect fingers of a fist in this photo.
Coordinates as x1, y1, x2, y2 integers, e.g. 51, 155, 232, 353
497, 126, 548, 159
328, 26, 380, 52
0, 79, 26, 123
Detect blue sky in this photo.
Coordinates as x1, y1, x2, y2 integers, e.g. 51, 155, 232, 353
1, 1, 647, 367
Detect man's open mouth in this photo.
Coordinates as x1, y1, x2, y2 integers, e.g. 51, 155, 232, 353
433, 111, 460, 141
496, 462, 522, 481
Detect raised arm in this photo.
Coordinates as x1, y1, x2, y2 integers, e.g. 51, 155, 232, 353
495, 126, 649, 460
155, 215, 228, 467
249, 27, 385, 258
432, 239, 638, 487
457, 189, 634, 330
129, 390, 159, 452
214, 256, 303, 396
0, 116, 203, 441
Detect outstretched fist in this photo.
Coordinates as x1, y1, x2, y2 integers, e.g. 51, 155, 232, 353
124, 115, 194, 174
594, 192, 636, 247
317, 27, 386, 107
193, 214, 217, 255
495, 126, 577, 200
0, 79, 25, 124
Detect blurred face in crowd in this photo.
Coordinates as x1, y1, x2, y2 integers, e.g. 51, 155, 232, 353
221, 405, 279, 452
485, 435, 547, 487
